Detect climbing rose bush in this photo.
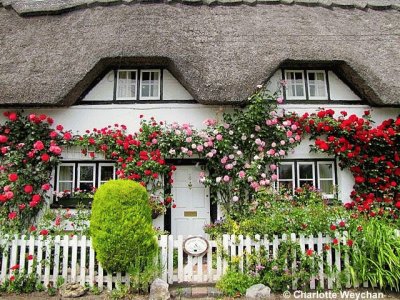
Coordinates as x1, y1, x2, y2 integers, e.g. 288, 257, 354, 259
293, 109, 400, 220
0, 112, 71, 233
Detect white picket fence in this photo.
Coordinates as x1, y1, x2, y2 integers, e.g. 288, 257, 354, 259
1, 232, 399, 290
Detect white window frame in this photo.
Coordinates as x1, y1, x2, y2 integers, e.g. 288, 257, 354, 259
317, 161, 336, 199
98, 163, 116, 186
277, 162, 295, 193
140, 69, 161, 100
57, 163, 75, 193
284, 70, 306, 100
116, 69, 137, 100
297, 161, 316, 188
77, 163, 96, 191
307, 70, 328, 100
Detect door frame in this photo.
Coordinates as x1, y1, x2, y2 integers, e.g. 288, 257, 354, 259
164, 159, 217, 234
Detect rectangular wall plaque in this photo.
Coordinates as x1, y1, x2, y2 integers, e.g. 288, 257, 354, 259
184, 211, 198, 217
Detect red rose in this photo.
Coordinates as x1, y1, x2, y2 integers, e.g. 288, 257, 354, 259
10, 264, 19, 270
40, 229, 49, 236
333, 238, 339, 245
317, 111, 326, 118
24, 185, 33, 194
47, 117, 54, 125
8, 173, 18, 182
339, 221, 346, 227
324, 245, 331, 251
0, 135, 8, 143
306, 249, 314, 256
33, 141, 45, 151
41, 153, 50, 162
10, 276, 15, 281
29, 225, 36, 232
395, 201, 400, 209
27, 254, 34, 260
347, 239, 354, 247
63, 132, 72, 141
56, 124, 64, 131
18, 204, 26, 210
8, 211, 17, 220
330, 224, 337, 231
144, 170, 152, 176
355, 176, 365, 184
32, 194, 41, 202
49, 131, 58, 139
8, 112, 17, 121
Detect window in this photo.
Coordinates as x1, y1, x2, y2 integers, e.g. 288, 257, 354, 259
277, 162, 295, 193
307, 71, 327, 99
55, 162, 115, 193
115, 69, 161, 101
57, 163, 75, 193
116, 70, 137, 100
277, 160, 336, 198
285, 70, 306, 99
284, 69, 328, 101
140, 70, 160, 100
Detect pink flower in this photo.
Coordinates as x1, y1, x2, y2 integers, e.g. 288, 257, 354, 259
277, 97, 284, 104
223, 175, 230, 182
41, 183, 50, 191
33, 141, 45, 151
24, 185, 33, 193
279, 150, 286, 156
0, 135, 8, 143
5, 191, 14, 199
216, 134, 223, 141
271, 174, 278, 181
49, 145, 62, 155
185, 137, 192, 143
286, 131, 293, 138
196, 145, 204, 152
238, 171, 246, 178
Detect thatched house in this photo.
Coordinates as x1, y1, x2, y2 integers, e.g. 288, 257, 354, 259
0, 0, 399, 235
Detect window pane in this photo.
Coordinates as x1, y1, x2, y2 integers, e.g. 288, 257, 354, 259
299, 164, 313, 179
142, 72, 150, 81
80, 166, 94, 181
101, 166, 114, 182
320, 180, 334, 194
117, 71, 136, 98
319, 163, 333, 179
142, 85, 150, 97
119, 71, 127, 79
59, 166, 73, 181
59, 182, 73, 192
279, 164, 293, 180
296, 85, 304, 96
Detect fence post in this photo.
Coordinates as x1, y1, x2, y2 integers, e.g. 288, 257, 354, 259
19, 235, 26, 273
160, 235, 168, 282
167, 235, 174, 284
53, 235, 61, 284
222, 235, 229, 274
80, 235, 87, 286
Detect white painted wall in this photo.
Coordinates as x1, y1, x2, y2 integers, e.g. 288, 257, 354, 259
82, 69, 193, 101
163, 70, 193, 100
83, 71, 114, 101
328, 71, 360, 101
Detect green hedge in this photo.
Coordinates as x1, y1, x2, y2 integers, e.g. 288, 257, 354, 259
90, 180, 158, 272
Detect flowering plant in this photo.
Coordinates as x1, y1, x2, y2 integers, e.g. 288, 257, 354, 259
0, 112, 72, 233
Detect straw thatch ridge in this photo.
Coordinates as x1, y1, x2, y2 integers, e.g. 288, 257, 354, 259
1, 0, 400, 17
0, 3, 399, 106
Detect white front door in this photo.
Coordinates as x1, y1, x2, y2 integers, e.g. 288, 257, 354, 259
171, 165, 210, 237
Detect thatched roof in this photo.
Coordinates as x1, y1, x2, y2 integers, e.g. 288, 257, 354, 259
0, 0, 399, 106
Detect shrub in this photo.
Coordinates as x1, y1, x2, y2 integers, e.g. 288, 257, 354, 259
216, 268, 256, 297
90, 179, 158, 272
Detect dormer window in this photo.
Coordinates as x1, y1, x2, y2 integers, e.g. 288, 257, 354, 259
80, 68, 194, 103
284, 69, 328, 101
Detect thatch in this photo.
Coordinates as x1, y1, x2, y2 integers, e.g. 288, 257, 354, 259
0, 1, 399, 106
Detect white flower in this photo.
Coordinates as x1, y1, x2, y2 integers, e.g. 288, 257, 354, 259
216, 177, 222, 183
232, 196, 239, 202
169, 149, 176, 155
